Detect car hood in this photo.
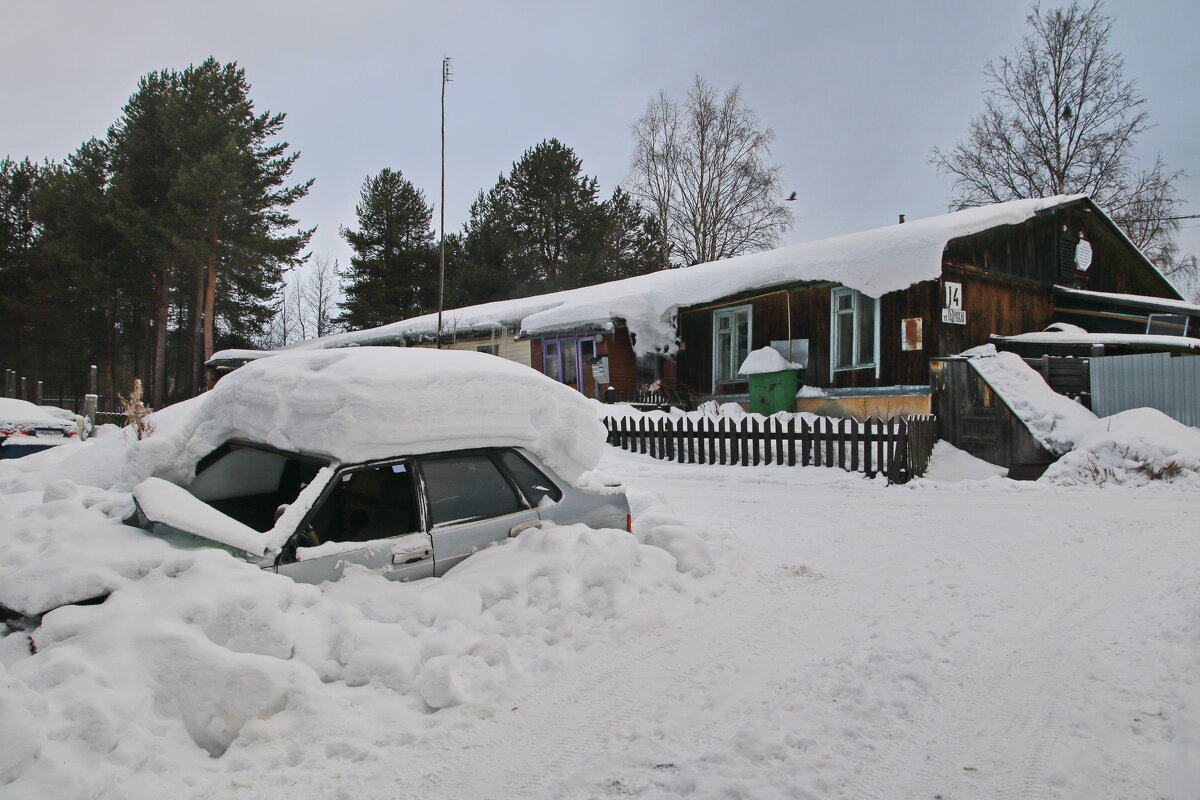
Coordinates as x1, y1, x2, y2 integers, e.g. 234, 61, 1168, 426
0, 510, 179, 618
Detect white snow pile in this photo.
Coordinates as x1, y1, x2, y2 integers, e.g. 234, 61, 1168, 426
1040, 407, 1200, 487
215, 196, 1084, 360
737, 346, 801, 375
1, 347, 605, 496
920, 440, 1009, 482
0, 428, 718, 795
964, 344, 1097, 455
0, 346, 722, 798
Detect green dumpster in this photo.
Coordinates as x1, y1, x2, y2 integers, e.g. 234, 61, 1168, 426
748, 369, 798, 415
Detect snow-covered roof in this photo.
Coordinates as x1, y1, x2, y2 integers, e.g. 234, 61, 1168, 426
211, 195, 1089, 365
991, 331, 1200, 351
1054, 286, 1197, 315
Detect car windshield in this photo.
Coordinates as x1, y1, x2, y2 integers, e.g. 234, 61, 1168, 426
188, 443, 325, 532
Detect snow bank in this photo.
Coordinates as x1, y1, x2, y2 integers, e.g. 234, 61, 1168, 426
920, 440, 1009, 482
738, 346, 801, 375
214, 196, 1085, 360
1040, 407, 1200, 487
0, 481, 718, 799
964, 345, 1096, 454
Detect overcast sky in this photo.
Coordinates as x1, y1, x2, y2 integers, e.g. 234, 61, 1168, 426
4, 0, 1197, 292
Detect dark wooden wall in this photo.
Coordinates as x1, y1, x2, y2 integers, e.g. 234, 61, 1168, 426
929, 358, 1056, 479
601, 328, 638, 394
670, 200, 1178, 400
936, 266, 1055, 357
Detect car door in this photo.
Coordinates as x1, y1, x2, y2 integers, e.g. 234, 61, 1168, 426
276, 460, 435, 584
417, 451, 539, 576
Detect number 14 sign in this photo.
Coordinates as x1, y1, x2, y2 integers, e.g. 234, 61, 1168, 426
941, 281, 966, 325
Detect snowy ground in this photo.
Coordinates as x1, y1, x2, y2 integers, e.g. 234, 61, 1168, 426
3, 443, 1199, 799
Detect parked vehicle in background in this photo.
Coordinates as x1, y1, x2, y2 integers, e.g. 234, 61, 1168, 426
0, 398, 86, 459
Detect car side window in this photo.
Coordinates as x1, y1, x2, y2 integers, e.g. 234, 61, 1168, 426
306, 461, 421, 546
497, 449, 562, 506
420, 453, 522, 526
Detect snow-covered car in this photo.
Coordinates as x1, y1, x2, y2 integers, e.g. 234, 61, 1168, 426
0, 398, 84, 459
130, 440, 629, 585
0, 347, 629, 628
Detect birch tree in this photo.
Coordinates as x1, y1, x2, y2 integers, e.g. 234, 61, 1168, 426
629, 77, 793, 267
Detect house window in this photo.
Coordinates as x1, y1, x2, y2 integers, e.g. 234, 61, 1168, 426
713, 305, 752, 387
830, 288, 877, 371
1146, 314, 1189, 337
476, 344, 499, 356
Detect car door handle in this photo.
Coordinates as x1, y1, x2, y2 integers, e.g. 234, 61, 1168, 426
509, 520, 544, 538
392, 545, 432, 565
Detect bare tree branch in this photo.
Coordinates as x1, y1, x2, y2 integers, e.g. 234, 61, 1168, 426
630, 77, 793, 267
931, 0, 1192, 282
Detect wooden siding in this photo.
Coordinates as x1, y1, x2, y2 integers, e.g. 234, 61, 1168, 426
942, 201, 1178, 298
601, 328, 638, 395
935, 266, 1055, 358
415, 333, 532, 367
672, 199, 1174, 402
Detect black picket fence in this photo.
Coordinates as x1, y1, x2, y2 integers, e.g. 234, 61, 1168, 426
603, 414, 937, 484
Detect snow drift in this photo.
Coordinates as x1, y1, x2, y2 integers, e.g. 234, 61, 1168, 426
1040, 407, 1200, 487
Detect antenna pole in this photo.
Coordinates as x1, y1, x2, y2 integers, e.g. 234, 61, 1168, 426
437, 56, 452, 349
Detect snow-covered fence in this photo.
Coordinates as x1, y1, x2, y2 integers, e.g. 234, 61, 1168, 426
602, 414, 937, 483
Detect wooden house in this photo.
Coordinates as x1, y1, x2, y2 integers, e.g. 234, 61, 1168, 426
209, 195, 1189, 422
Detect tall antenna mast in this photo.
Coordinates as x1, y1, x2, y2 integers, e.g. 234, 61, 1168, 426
437, 56, 452, 349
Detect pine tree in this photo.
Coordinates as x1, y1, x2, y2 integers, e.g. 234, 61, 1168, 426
502, 138, 606, 289
33, 140, 132, 395
449, 141, 661, 307
337, 168, 437, 331
595, 186, 663, 283
107, 58, 312, 403
0, 157, 40, 378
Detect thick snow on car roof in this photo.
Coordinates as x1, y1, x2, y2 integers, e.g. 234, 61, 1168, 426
0, 398, 73, 426
158, 347, 606, 484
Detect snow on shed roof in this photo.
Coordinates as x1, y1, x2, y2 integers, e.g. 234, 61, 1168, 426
211, 195, 1087, 364
991, 331, 1200, 351
1054, 286, 1199, 315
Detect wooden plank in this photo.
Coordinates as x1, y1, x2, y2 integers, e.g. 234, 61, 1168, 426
878, 417, 888, 472
850, 418, 860, 473
801, 419, 811, 466
824, 418, 834, 467
787, 417, 797, 466
868, 419, 878, 474
718, 418, 727, 465
750, 417, 761, 466
837, 418, 848, 472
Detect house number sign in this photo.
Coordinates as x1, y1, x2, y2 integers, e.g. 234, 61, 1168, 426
941, 281, 966, 325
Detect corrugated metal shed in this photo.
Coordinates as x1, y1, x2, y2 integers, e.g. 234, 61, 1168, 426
1090, 353, 1200, 428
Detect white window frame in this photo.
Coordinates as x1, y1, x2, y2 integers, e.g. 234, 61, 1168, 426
829, 287, 880, 375
712, 304, 752, 390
